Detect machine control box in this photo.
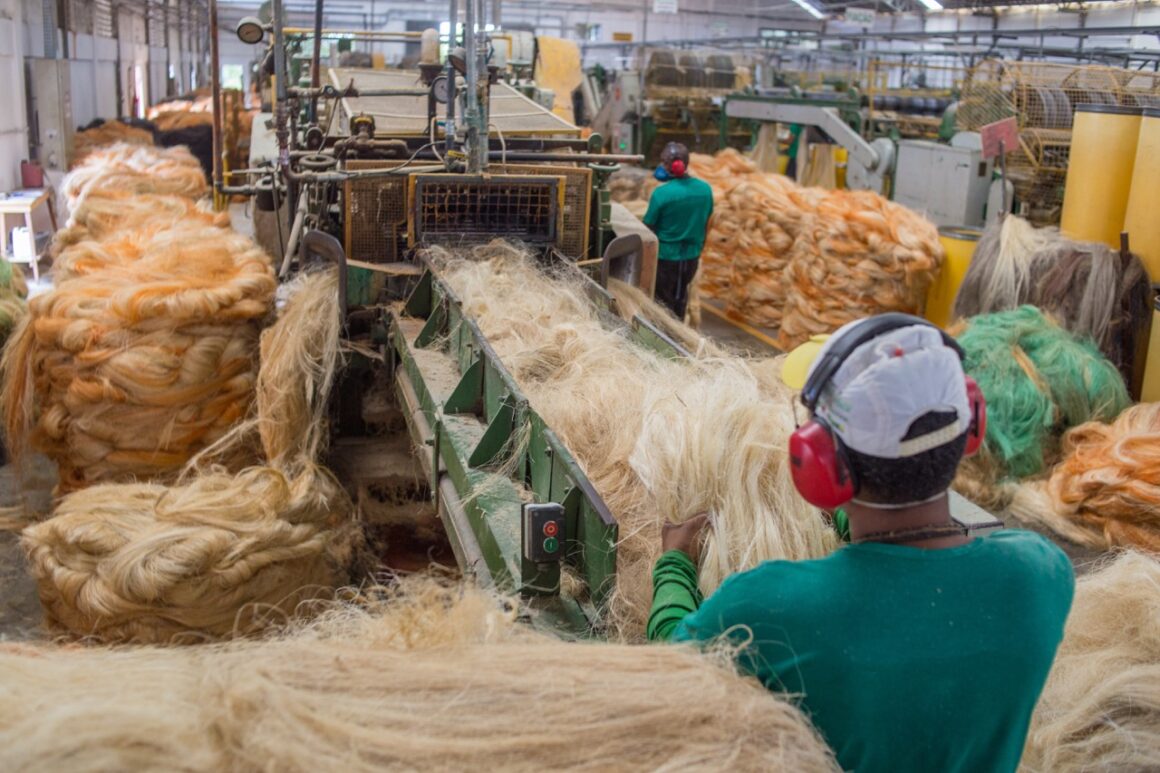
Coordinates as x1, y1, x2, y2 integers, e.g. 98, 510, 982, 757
522, 503, 566, 563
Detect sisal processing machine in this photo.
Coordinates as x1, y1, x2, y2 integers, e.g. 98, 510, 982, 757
212, 0, 1000, 638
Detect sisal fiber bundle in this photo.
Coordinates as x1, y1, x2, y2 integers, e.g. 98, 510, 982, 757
51, 192, 230, 262
1023, 551, 1160, 772
949, 306, 1130, 508
778, 189, 944, 350
953, 215, 1151, 387
72, 120, 156, 165
435, 242, 836, 637
0, 254, 28, 345
61, 142, 208, 212
0, 223, 276, 490
256, 269, 343, 470
20, 463, 358, 643
18, 270, 355, 643
0, 579, 837, 771
151, 109, 214, 132
1008, 403, 1160, 553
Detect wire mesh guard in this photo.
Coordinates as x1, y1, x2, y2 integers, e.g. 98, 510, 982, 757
344, 161, 408, 263
493, 164, 592, 259
410, 175, 561, 246
958, 59, 1160, 223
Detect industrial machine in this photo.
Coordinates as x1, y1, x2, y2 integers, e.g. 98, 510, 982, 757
214, 0, 1001, 638
589, 48, 753, 162
723, 88, 1003, 227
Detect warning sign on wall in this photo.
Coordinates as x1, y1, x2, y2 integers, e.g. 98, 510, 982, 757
653, 0, 678, 14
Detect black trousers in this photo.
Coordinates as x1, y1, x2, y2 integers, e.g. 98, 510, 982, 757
655, 258, 699, 320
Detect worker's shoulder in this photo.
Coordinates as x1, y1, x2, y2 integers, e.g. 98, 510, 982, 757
683, 176, 714, 196
977, 529, 1075, 584
711, 552, 839, 601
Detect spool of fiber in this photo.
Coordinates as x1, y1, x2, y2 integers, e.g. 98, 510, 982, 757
925, 226, 980, 329
950, 305, 1130, 508
1060, 105, 1142, 248
1123, 108, 1160, 280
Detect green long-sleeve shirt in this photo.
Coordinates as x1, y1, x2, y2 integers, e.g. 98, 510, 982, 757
648, 530, 1074, 773
642, 176, 714, 262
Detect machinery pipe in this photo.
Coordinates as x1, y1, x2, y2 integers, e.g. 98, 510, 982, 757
272, 0, 290, 178
208, 0, 224, 193
445, 0, 458, 157
485, 151, 645, 164
309, 0, 323, 123
464, 0, 481, 172
288, 86, 430, 98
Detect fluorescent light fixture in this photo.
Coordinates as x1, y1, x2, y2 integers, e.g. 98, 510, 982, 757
917, 0, 944, 10
790, 0, 827, 20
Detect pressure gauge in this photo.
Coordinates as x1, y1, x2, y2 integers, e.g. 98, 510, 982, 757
431, 75, 450, 105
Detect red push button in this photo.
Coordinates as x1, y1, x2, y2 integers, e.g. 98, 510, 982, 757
543, 521, 559, 537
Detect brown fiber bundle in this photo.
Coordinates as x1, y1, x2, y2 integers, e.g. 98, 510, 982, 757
0, 224, 276, 490
62, 142, 208, 212
72, 121, 156, 165
778, 189, 943, 349
952, 215, 1151, 388
436, 243, 835, 638
0, 579, 837, 771
1009, 403, 1160, 553
1024, 551, 1160, 771
20, 463, 358, 643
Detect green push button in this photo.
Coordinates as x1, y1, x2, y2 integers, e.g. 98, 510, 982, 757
543, 536, 559, 553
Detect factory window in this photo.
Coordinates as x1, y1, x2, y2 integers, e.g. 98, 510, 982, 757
222, 64, 244, 91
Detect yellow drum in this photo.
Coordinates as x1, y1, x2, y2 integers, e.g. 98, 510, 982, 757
1142, 296, 1160, 403
925, 226, 981, 329
1061, 105, 1142, 248
1124, 108, 1160, 280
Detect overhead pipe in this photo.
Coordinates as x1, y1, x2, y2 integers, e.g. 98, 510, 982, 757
464, 0, 482, 172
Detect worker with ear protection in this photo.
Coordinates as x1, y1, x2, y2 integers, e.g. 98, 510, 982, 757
641, 142, 713, 320
647, 314, 1074, 773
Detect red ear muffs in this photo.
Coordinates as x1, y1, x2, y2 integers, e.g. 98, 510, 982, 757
789, 419, 856, 509
964, 375, 986, 457
670, 159, 687, 177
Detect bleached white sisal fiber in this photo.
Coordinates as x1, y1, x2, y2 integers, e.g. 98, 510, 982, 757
1023, 551, 1160, 772
0, 579, 838, 771
434, 242, 835, 638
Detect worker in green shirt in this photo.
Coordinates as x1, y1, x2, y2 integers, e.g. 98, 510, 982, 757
648, 314, 1074, 773
642, 142, 713, 320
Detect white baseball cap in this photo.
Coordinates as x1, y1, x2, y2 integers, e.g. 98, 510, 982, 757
804, 317, 971, 460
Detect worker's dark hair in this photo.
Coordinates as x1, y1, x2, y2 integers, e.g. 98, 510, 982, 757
845, 410, 967, 504
660, 142, 690, 167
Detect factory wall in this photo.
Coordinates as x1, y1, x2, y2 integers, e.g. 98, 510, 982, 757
0, 0, 27, 192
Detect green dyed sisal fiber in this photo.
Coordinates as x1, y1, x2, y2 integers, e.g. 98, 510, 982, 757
0, 256, 28, 344
954, 305, 1129, 480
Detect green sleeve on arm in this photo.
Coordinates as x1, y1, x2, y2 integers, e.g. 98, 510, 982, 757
646, 550, 702, 641
642, 192, 660, 230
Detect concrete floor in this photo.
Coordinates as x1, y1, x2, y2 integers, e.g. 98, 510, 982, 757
0, 455, 57, 641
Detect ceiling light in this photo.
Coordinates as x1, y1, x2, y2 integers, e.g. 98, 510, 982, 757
918, 0, 944, 10
790, 0, 827, 20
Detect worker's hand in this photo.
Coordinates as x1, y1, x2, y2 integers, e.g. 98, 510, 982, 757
662, 513, 711, 561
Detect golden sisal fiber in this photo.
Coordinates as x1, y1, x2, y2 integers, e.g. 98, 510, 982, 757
61, 142, 208, 213
0, 223, 276, 490
256, 269, 343, 470
20, 463, 358, 643
778, 189, 944, 350
1023, 551, 1160, 772
0, 579, 837, 771
1008, 403, 1160, 553
18, 271, 357, 643
434, 242, 836, 637
51, 191, 230, 262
